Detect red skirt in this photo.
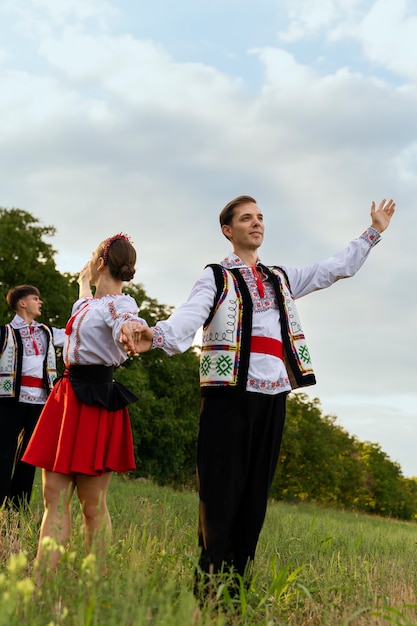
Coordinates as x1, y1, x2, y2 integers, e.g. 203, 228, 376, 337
22, 377, 136, 476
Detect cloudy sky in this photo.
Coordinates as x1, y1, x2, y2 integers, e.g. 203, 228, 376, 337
1, 0, 416, 476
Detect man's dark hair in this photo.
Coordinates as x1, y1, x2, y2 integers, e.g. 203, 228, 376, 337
219, 195, 257, 228
6, 285, 40, 312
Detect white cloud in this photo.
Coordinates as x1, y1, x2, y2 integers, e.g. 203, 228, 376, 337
357, 0, 417, 82
278, 0, 338, 42
2, 0, 118, 34
0, 70, 80, 132
277, 0, 417, 83
34, 0, 118, 24
38, 29, 246, 117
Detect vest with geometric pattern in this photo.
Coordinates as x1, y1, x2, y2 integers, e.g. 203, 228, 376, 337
0, 324, 57, 399
200, 264, 316, 395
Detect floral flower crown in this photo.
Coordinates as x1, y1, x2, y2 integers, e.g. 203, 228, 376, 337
102, 232, 134, 265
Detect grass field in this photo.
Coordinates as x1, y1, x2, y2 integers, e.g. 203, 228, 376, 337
1, 471, 417, 625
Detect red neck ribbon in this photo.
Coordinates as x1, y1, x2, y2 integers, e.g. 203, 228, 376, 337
251, 266, 265, 298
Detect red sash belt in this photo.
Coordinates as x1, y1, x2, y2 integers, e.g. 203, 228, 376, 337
250, 336, 283, 358
20, 375, 45, 389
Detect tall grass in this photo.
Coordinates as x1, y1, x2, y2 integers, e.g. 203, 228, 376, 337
1, 472, 417, 625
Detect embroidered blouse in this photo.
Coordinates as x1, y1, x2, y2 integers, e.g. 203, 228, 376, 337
10, 315, 65, 404
64, 294, 146, 366
152, 227, 381, 395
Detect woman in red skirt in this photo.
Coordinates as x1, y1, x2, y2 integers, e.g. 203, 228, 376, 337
23, 233, 147, 573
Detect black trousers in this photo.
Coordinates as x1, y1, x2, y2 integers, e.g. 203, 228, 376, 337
0, 401, 42, 508
196, 390, 287, 578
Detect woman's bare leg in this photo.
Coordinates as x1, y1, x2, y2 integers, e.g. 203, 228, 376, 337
76, 472, 112, 558
36, 470, 75, 571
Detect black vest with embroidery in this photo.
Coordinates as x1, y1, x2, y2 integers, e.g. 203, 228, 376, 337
200, 264, 316, 396
0, 324, 56, 401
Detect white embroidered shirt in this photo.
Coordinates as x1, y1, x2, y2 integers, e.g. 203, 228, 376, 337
64, 294, 147, 366
153, 228, 381, 395
10, 315, 65, 404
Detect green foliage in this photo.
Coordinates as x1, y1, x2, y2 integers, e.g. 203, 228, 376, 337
115, 348, 200, 486
358, 441, 415, 518
0, 207, 75, 326
273, 393, 366, 507
120, 286, 201, 486
272, 393, 417, 520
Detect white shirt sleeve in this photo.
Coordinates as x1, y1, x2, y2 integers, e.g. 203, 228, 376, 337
282, 228, 381, 299
153, 228, 381, 355
52, 327, 66, 347
65, 295, 148, 366
154, 267, 217, 355
102, 294, 148, 345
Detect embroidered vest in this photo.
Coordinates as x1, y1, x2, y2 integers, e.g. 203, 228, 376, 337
200, 264, 316, 393
0, 324, 58, 399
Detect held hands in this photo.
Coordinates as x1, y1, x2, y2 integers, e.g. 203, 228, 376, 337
120, 322, 154, 355
371, 199, 395, 233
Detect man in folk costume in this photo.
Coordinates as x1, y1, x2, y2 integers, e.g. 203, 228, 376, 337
124, 195, 395, 595
0, 285, 65, 508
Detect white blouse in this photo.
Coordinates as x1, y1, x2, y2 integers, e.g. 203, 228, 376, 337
64, 294, 147, 366
153, 228, 381, 395
10, 315, 65, 404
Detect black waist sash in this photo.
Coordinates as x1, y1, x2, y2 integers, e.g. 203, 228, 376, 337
65, 364, 138, 411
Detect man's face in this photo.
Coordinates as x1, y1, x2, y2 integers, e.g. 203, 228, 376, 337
20, 294, 42, 318
222, 202, 265, 251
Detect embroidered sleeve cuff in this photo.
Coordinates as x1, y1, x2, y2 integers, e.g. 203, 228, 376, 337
360, 226, 381, 248
152, 326, 165, 350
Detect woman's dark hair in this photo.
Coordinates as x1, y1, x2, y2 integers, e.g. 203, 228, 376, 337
6, 285, 40, 312
100, 235, 136, 281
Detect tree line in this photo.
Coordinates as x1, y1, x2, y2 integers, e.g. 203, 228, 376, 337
1, 207, 416, 520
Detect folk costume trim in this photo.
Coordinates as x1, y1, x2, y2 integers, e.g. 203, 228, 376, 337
261, 265, 316, 389
43, 325, 59, 390
0, 325, 18, 397
0, 324, 57, 398
200, 266, 250, 389
200, 264, 316, 393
